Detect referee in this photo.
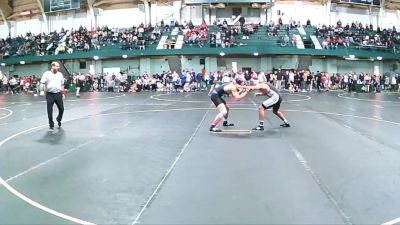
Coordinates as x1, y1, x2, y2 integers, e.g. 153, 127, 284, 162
40, 61, 65, 130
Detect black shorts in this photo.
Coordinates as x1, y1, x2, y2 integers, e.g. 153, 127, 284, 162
211, 94, 226, 107
262, 96, 282, 112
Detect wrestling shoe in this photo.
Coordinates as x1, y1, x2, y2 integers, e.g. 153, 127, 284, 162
223, 121, 234, 127
280, 123, 291, 127
252, 125, 264, 131
209, 126, 222, 132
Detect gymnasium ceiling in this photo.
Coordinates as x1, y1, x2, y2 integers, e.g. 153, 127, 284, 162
386, 0, 400, 10
0, 0, 398, 24
0, 0, 173, 23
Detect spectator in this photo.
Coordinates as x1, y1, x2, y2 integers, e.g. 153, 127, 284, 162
239, 16, 245, 31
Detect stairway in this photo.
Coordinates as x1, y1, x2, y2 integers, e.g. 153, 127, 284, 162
297, 26, 306, 36
310, 35, 322, 49
232, 14, 242, 25
293, 34, 305, 49
174, 35, 184, 49
167, 56, 182, 73
157, 36, 168, 49
171, 27, 179, 36
55, 60, 71, 78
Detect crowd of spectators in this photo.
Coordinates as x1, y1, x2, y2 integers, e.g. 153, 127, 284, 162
2, 16, 400, 56
166, 17, 258, 48
0, 23, 160, 58
0, 30, 65, 58
1, 67, 399, 96
0, 72, 39, 94
316, 20, 400, 51
208, 18, 258, 48
66, 69, 209, 93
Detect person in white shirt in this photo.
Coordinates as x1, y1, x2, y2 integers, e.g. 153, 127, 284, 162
40, 61, 65, 130
221, 74, 231, 83
343, 74, 348, 89
9, 76, 18, 94
391, 76, 397, 91
258, 72, 267, 84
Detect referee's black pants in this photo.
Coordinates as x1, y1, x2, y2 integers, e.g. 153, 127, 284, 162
46, 92, 64, 128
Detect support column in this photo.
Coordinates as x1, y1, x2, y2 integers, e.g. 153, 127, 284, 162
87, 0, 96, 29
369, 10, 378, 30
93, 59, 103, 75
151, 3, 157, 25
10, 22, 17, 38
140, 58, 151, 74
311, 58, 326, 73
173, 1, 182, 23
268, 7, 273, 25
326, 59, 337, 74
260, 57, 272, 72
205, 57, 217, 74
1, 65, 10, 75
373, 60, 383, 75
0, 13, 10, 36
36, 0, 49, 33
326, 0, 332, 26
181, 56, 189, 71
210, 8, 216, 24
0, 2, 12, 36
203, 6, 210, 24
3, 22, 10, 37
377, 8, 383, 30
143, 0, 150, 25
260, 8, 267, 25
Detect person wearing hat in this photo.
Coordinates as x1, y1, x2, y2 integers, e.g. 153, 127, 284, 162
209, 79, 248, 132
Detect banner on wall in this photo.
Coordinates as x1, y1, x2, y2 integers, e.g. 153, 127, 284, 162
89, 65, 95, 75
232, 62, 238, 73
374, 65, 379, 76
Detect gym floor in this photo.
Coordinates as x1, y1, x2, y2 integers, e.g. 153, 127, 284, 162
0, 90, 399, 225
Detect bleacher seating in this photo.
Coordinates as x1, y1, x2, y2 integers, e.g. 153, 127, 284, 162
1, 22, 400, 65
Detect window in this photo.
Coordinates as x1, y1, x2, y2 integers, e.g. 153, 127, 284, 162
79, 61, 86, 69
248, 8, 260, 17
232, 8, 242, 17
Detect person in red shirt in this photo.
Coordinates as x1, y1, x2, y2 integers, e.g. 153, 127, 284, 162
337, 36, 343, 46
